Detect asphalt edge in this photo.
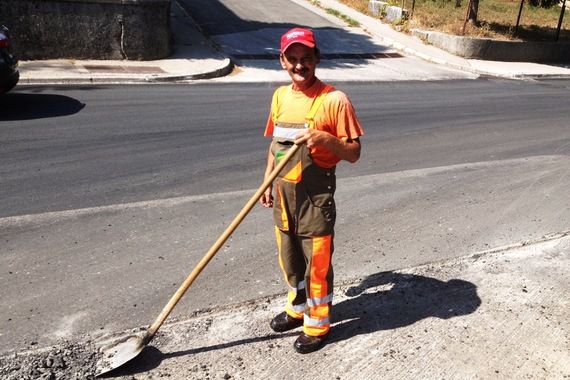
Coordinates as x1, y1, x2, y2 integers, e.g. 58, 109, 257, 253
3, 228, 568, 360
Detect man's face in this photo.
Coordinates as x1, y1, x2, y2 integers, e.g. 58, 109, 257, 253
280, 43, 320, 90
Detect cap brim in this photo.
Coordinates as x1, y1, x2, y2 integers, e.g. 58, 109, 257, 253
281, 40, 316, 53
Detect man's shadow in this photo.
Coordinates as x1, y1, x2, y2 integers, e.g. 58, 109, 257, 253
328, 271, 481, 344
101, 271, 480, 377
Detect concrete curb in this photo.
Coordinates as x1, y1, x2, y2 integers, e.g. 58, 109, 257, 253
18, 57, 234, 85
150, 60, 235, 82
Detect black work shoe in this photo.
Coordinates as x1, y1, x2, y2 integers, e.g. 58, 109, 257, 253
270, 312, 303, 333
294, 333, 326, 354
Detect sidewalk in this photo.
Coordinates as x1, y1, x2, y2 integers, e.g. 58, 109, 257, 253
16, 0, 570, 84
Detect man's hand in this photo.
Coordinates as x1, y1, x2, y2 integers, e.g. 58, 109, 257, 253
294, 129, 327, 149
260, 186, 274, 208
260, 146, 275, 208
294, 129, 361, 163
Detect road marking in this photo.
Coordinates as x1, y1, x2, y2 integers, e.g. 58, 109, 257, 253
0, 189, 251, 228
1, 155, 567, 228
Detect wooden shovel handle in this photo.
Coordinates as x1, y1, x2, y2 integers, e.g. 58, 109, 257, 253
146, 143, 301, 338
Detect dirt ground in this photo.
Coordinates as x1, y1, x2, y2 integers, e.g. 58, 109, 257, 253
1, 235, 569, 380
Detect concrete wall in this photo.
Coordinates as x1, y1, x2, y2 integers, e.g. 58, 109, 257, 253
413, 30, 570, 63
368, 0, 409, 24
0, 0, 172, 60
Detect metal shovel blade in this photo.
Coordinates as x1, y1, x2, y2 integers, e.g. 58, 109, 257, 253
95, 333, 148, 377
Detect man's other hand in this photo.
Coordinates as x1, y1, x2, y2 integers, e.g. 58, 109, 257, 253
260, 187, 274, 208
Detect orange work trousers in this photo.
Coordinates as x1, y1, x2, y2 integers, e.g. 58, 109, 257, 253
275, 227, 334, 337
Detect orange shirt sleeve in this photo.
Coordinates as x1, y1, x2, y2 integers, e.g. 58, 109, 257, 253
325, 90, 364, 141
308, 89, 363, 168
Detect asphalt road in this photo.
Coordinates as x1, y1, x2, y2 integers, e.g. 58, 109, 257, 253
2, 79, 570, 216
1, 79, 570, 354
178, 0, 335, 36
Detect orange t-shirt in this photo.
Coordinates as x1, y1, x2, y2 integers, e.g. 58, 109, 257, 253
264, 79, 364, 168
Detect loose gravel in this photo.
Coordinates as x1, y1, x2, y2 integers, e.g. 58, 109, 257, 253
0, 341, 98, 380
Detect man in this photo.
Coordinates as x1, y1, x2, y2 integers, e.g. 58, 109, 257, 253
260, 27, 364, 354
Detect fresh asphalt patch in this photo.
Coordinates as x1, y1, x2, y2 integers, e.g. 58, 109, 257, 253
1, 235, 568, 379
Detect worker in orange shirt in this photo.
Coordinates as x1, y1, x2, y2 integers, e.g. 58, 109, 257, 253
260, 27, 364, 353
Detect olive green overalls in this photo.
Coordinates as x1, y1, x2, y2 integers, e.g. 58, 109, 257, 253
271, 84, 335, 337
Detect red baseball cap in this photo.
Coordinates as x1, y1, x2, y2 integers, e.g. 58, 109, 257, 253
280, 28, 316, 53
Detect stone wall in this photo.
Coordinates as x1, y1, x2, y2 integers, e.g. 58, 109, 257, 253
0, 0, 171, 60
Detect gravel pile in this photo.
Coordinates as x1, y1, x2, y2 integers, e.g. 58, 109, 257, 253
0, 341, 98, 380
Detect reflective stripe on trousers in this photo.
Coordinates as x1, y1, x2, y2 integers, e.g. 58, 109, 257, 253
275, 227, 334, 336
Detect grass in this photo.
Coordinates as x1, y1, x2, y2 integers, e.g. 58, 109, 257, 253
312, 1, 362, 26
326, 7, 362, 26
338, 0, 569, 41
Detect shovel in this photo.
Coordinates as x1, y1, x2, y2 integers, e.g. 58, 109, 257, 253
95, 142, 301, 376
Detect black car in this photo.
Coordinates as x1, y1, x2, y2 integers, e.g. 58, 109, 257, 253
0, 25, 19, 94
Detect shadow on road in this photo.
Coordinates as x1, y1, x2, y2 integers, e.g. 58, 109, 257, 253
100, 332, 300, 377
0, 92, 85, 121
328, 271, 481, 344
101, 271, 480, 377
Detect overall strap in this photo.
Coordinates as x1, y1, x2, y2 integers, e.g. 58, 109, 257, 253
305, 84, 333, 129
271, 84, 333, 126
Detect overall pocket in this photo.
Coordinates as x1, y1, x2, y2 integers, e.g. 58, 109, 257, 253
296, 173, 336, 236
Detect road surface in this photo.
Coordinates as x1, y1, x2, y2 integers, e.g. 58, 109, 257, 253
1, 79, 570, 356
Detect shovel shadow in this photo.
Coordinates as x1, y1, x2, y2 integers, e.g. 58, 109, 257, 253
99, 332, 299, 377
328, 271, 482, 344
